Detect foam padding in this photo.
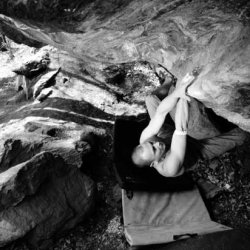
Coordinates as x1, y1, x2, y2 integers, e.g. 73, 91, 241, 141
122, 187, 231, 246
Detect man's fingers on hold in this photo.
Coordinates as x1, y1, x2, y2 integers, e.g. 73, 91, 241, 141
182, 74, 194, 83
180, 96, 190, 102
184, 95, 191, 102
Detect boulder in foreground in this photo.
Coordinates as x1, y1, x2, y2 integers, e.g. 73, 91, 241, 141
0, 151, 96, 248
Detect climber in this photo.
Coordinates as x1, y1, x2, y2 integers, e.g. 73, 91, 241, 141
131, 73, 248, 177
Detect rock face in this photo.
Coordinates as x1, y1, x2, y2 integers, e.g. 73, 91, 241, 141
0, 138, 43, 173
33, 68, 60, 98
0, 1, 250, 247
0, 68, 105, 247
0, 0, 250, 130
0, 35, 7, 51
0, 151, 96, 248
0, 42, 217, 248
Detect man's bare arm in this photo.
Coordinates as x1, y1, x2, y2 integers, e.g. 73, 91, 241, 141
140, 91, 180, 143
153, 99, 189, 177
140, 74, 193, 144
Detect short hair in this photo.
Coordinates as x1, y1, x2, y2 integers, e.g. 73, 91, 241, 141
131, 145, 151, 167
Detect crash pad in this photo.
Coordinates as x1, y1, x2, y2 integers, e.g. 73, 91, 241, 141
122, 187, 230, 246
140, 229, 250, 250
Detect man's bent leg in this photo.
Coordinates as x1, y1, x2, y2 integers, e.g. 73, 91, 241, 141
198, 128, 248, 160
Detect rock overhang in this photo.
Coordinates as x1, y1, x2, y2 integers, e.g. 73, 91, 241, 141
0, 0, 250, 131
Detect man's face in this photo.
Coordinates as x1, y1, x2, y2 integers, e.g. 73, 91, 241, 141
140, 141, 166, 165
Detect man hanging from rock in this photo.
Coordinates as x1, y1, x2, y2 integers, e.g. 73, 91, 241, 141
131, 72, 248, 177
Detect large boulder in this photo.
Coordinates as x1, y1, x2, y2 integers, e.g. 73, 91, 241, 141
0, 151, 96, 248
0, 0, 250, 130
0, 46, 110, 247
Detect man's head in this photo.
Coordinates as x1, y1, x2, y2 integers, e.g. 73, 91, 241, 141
131, 141, 166, 168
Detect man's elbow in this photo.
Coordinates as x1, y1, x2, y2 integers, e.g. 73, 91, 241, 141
163, 169, 179, 177
161, 164, 184, 177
